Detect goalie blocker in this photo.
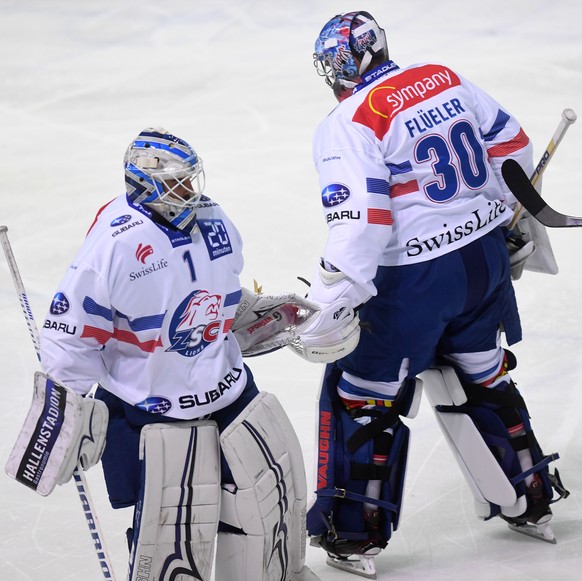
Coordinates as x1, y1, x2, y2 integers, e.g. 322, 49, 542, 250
5, 371, 108, 496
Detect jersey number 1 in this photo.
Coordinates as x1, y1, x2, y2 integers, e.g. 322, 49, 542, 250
183, 250, 196, 282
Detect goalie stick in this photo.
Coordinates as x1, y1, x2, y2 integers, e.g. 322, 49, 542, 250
502, 160, 582, 228
508, 108, 577, 229
0, 225, 117, 580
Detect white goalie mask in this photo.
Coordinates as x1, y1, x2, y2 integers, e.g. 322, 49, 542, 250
124, 128, 205, 234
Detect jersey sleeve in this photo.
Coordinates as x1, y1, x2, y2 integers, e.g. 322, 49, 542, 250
40, 258, 112, 395
311, 116, 393, 302
463, 76, 534, 211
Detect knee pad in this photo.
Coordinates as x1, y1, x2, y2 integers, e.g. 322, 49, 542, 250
420, 366, 566, 519
128, 420, 220, 581
217, 391, 308, 581
307, 365, 420, 554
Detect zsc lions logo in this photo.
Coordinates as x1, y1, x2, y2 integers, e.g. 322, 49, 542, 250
321, 183, 351, 208
110, 215, 132, 227
134, 396, 172, 414
167, 290, 222, 357
50, 292, 70, 315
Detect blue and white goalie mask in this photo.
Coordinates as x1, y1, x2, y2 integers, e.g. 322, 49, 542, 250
124, 128, 205, 234
314, 11, 388, 102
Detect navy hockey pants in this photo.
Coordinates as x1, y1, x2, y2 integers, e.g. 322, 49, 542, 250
339, 227, 521, 383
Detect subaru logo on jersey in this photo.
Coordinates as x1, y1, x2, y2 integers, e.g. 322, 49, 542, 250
110, 215, 132, 227
134, 396, 172, 414
167, 290, 223, 357
50, 292, 70, 315
321, 183, 351, 207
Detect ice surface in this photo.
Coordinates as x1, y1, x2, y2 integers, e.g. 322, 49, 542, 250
1, 1, 581, 579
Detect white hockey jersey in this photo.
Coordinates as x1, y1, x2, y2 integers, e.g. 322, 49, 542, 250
40, 194, 247, 420
311, 61, 534, 303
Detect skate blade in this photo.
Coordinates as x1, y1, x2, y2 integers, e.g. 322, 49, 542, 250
326, 554, 377, 579
507, 521, 557, 544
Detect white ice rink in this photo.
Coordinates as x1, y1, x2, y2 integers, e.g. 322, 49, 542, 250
1, 1, 581, 579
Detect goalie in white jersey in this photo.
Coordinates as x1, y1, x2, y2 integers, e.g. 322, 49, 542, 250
8, 127, 318, 581
292, 10, 569, 578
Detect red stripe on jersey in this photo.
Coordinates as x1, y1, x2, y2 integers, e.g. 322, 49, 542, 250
86, 199, 116, 235
81, 325, 163, 352
223, 318, 234, 333
368, 209, 394, 225
114, 329, 164, 352
390, 179, 419, 198
487, 128, 530, 157
353, 65, 461, 139
81, 325, 112, 345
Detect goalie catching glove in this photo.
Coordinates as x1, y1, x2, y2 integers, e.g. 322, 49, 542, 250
232, 287, 318, 356
287, 263, 368, 364
287, 299, 360, 364
5, 372, 108, 496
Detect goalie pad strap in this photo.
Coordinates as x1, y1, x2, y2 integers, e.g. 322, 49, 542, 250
510, 454, 560, 487
315, 488, 398, 513
346, 377, 417, 453
350, 462, 391, 480
462, 382, 526, 408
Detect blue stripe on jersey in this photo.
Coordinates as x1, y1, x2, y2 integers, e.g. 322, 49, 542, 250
366, 177, 390, 196
83, 296, 113, 321
224, 289, 242, 307
83, 296, 164, 330
116, 310, 165, 331
385, 161, 413, 175
483, 110, 510, 141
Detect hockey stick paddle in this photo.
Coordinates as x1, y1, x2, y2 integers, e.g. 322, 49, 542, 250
508, 108, 577, 229
0, 225, 117, 580
502, 160, 582, 227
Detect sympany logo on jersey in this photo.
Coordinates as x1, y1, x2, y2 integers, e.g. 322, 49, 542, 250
321, 183, 351, 207
50, 292, 70, 315
352, 64, 461, 139
167, 290, 223, 357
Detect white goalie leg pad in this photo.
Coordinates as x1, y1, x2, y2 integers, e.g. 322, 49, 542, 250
419, 367, 527, 519
217, 392, 313, 581
5, 371, 108, 496
128, 420, 220, 581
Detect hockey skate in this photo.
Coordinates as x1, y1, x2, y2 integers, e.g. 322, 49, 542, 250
312, 511, 386, 579
501, 478, 556, 544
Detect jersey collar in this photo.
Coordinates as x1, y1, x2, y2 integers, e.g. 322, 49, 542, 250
353, 60, 400, 94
